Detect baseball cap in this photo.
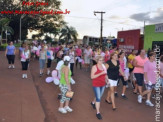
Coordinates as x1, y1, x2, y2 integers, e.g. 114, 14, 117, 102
63, 56, 70, 61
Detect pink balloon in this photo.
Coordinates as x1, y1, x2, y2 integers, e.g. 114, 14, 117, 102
52, 70, 57, 78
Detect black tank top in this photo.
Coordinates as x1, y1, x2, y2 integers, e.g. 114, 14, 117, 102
106, 60, 120, 80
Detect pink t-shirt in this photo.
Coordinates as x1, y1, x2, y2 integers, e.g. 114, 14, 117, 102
160, 62, 163, 78
144, 61, 156, 84
119, 59, 125, 75
76, 48, 82, 56
133, 55, 148, 74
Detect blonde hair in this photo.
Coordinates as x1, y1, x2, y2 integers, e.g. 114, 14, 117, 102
95, 55, 103, 62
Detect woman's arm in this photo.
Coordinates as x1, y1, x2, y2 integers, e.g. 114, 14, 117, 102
105, 63, 109, 69
14, 47, 16, 55
133, 58, 143, 68
119, 66, 127, 81
91, 65, 105, 79
144, 72, 149, 82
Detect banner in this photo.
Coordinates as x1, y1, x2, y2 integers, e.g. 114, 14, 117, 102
155, 23, 163, 33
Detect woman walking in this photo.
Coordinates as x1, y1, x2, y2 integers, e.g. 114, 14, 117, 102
21, 45, 30, 78
105, 52, 127, 110
141, 52, 156, 106
118, 51, 128, 99
57, 47, 63, 63
5, 41, 16, 69
39, 45, 47, 76
58, 56, 73, 114
75, 46, 82, 69
46, 46, 53, 75
69, 47, 75, 76
133, 49, 148, 103
90, 56, 107, 120
160, 55, 163, 92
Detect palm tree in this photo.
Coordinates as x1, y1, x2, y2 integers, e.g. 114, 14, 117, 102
0, 18, 14, 44
59, 25, 78, 43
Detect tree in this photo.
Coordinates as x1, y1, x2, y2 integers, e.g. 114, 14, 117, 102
0, 18, 14, 44
59, 25, 78, 44
0, 0, 65, 41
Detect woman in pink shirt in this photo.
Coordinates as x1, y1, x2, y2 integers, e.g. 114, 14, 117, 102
104, 49, 110, 63
118, 51, 128, 99
133, 49, 148, 103
160, 55, 163, 90
75, 46, 82, 69
142, 52, 156, 106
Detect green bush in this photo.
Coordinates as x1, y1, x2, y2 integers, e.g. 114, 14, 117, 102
14, 43, 21, 47
0, 43, 8, 50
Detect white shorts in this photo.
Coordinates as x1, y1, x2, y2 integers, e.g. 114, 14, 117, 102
109, 79, 118, 87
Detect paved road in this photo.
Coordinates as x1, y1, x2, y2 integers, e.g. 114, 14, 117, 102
29, 58, 163, 122
0, 51, 45, 122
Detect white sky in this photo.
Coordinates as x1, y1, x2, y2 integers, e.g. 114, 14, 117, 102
60, 0, 163, 39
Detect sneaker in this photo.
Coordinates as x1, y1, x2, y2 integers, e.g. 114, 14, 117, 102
121, 95, 128, 99
39, 73, 42, 77
25, 74, 28, 78
138, 95, 142, 103
146, 100, 154, 107
12, 65, 15, 69
22, 74, 25, 79
114, 93, 118, 97
91, 102, 96, 109
96, 113, 102, 120
47, 71, 50, 75
64, 106, 73, 112
8, 66, 12, 69
58, 108, 67, 114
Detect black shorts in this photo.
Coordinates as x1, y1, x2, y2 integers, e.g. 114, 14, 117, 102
21, 61, 29, 70
134, 73, 144, 86
119, 76, 127, 86
129, 68, 134, 73
47, 59, 52, 68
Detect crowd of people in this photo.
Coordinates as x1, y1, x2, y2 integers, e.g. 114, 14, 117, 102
4, 41, 163, 120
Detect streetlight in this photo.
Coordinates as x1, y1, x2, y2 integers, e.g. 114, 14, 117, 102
20, 14, 25, 43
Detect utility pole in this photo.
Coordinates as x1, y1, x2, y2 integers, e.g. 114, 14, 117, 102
94, 11, 105, 48
143, 21, 146, 42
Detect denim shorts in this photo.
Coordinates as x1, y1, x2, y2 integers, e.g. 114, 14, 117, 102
93, 86, 105, 102
134, 73, 144, 86
145, 84, 155, 90
39, 59, 46, 69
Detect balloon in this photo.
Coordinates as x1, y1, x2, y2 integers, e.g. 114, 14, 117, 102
52, 70, 57, 78
45, 77, 53, 83
124, 68, 129, 80
53, 78, 60, 85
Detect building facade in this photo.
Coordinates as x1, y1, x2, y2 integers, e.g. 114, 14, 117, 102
144, 23, 163, 53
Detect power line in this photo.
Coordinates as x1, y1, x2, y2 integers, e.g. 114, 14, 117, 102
64, 15, 143, 28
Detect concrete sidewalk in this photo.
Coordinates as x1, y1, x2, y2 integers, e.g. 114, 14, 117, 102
0, 51, 45, 122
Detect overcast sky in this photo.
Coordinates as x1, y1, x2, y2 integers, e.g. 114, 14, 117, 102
60, 0, 163, 39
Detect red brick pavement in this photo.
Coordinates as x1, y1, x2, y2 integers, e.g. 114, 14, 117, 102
0, 51, 45, 122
